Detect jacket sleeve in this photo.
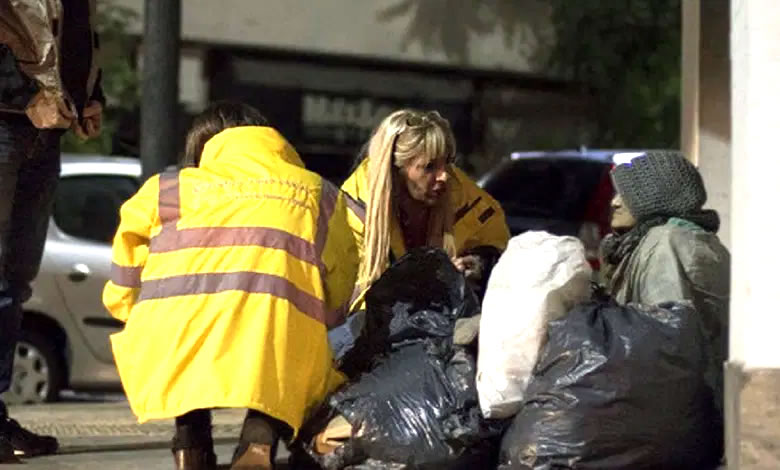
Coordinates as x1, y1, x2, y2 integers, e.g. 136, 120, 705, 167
102, 176, 159, 322
633, 227, 730, 308
461, 201, 511, 253
0, 1, 65, 103
0, 45, 39, 111
343, 193, 365, 272
631, 228, 708, 307
457, 179, 511, 254
634, 241, 690, 306
320, 188, 360, 327
339, 171, 368, 312
339, 165, 367, 248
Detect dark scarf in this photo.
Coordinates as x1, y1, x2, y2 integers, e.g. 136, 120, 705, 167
600, 209, 721, 276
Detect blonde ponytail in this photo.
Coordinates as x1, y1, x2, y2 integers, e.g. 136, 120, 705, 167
358, 109, 457, 289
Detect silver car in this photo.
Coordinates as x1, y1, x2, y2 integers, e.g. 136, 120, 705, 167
1, 154, 141, 404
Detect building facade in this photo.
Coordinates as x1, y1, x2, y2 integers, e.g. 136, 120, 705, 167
113, 0, 591, 180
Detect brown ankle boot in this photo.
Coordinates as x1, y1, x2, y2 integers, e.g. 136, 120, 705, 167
172, 447, 217, 470
230, 442, 273, 470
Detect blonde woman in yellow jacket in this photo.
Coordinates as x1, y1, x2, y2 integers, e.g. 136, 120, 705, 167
103, 102, 358, 470
341, 109, 510, 311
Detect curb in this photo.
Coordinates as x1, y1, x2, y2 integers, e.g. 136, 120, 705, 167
55, 436, 239, 455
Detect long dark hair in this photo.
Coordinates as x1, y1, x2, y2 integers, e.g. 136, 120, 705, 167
182, 101, 269, 167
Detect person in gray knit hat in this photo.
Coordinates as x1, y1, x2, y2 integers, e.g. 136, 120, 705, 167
600, 149, 730, 417
611, 150, 714, 223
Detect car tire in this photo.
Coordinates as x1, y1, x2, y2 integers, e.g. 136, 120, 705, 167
4, 331, 65, 404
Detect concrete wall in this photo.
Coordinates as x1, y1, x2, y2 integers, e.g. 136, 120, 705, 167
112, 0, 552, 74
681, 0, 731, 248
115, 1, 587, 172
680, 0, 699, 162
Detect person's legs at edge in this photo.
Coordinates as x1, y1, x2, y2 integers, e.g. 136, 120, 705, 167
0, 125, 60, 461
173, 408, 216, 470
231, 410, 292, 470
0, 380, 18, 463
0, 127, 21, 464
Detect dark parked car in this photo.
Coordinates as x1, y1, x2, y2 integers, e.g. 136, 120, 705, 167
478, 150, 651, 268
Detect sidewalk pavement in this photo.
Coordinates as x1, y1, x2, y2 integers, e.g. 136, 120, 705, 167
5, 444, 241, 469
6, 401, 729, 469
7, 401, 293, 467
8, 401, 248, 454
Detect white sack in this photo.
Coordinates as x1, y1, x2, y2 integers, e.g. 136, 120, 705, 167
477, 231, 592, 419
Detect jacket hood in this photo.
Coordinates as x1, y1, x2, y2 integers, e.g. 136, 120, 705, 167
199, 126, 305, 177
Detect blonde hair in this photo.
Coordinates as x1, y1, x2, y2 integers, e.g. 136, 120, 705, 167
359, 109, 457, 288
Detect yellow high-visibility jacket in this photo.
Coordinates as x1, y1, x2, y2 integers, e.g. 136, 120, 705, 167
341, 158, 510, 309
103, 127, 358, 434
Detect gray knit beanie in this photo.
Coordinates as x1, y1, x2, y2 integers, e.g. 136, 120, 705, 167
611, 150, 707, 220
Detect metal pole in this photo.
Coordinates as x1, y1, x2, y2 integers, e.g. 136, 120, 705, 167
141, 0, 181, 180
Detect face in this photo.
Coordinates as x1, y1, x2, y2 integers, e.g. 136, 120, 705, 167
610, 193, 637, 232
399, 155, 450, 206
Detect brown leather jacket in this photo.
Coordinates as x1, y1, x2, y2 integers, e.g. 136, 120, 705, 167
0, 0, 100, 118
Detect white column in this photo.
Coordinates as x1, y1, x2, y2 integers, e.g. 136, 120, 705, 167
729, 0, 780, 369
682, 0, 732, 249
681, 0, 700, 163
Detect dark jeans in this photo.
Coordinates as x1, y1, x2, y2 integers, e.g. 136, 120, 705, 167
173, 408, 292, 455
0, 117, 61, 399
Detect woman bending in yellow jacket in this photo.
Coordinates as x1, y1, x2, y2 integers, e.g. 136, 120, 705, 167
342, 109, 510, 309
103, 102, 359, 470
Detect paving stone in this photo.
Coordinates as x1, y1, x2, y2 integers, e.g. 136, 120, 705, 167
7, 401, 245, 450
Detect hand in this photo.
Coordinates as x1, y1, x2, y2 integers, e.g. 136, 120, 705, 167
452, 254, 485, 281
24, 89, 76, 129
72, 100, 103, 140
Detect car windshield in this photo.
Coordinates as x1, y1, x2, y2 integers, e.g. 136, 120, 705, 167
482, 158, 609, 221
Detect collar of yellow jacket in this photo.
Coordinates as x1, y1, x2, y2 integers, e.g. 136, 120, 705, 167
199, 126, 305, 171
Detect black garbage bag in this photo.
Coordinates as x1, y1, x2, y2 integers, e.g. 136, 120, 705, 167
293, 248, 504, 469
365, 247, 480, 347
328, 246, 481, 379
499, 301, 723, 470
